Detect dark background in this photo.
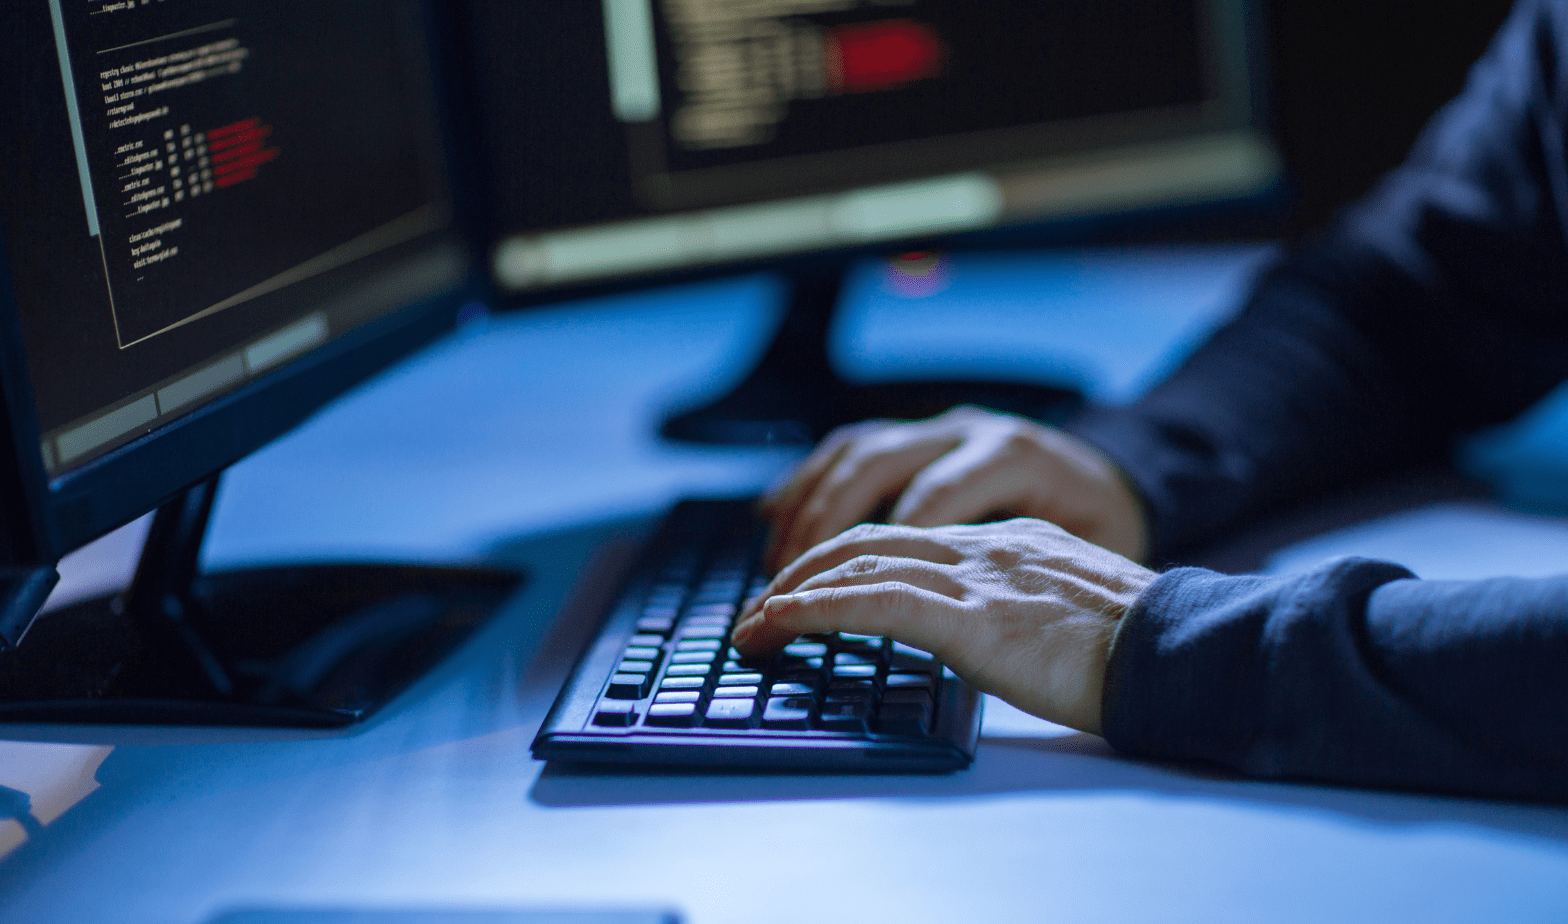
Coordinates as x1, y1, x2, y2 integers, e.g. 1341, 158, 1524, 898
1267, 0, 1516, 234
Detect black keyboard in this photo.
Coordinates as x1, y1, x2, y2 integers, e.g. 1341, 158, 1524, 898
532, 499, 983, 772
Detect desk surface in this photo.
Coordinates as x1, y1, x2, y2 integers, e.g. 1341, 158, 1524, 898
2, 249, 1566, 924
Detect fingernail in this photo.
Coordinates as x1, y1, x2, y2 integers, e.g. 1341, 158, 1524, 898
764, 594, 799, 616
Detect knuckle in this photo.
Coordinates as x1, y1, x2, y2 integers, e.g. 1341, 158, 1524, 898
943, 404, 989, 423
981, 538, 1030, 572
843, 553, 885, 578
996, 420, 1046, 455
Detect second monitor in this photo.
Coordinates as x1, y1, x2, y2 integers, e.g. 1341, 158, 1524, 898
466, 0, 1278, 443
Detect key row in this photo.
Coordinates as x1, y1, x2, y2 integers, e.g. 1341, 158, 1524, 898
597, 691, 935, 736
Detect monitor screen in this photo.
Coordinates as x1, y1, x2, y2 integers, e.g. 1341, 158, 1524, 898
470, 0, 1278, 293
0, 0, 466, 487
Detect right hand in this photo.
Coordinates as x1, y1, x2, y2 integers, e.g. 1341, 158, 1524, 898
762, 405, 1149, 572
734, 517, 1158, 735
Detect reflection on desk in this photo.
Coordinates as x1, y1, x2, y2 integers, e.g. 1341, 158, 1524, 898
0, 743, 113, 861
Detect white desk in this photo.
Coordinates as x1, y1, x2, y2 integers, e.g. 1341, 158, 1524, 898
2, 249, 1566, 924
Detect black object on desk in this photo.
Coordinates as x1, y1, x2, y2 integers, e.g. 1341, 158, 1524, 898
533, 499, 983, 772
0, 476, 521, 726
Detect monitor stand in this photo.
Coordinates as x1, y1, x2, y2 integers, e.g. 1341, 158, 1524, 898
0, 477, 522, 727
660, 259, 1083, 446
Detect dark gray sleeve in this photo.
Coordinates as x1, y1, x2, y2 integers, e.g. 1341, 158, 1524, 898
1065, 0, 1568, 561
1101, 559, 1568, 802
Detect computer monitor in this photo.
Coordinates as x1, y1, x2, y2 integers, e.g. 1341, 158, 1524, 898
464, 0, 1280, 443
0, 1, 518, 723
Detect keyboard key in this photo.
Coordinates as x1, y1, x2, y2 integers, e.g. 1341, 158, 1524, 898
882, 688, 934, 707
832, 664, 878, 678
784, 642, 828, 657
617, 660, 654, 674
646, 703, 699, 727
885, 671, 934, 690
762, 696, 814, 729
889, 642, 937, 669
666, 663, 711, 676
647, 582, 686, 601
678, 625, 728, 639
688, 602, 737, 617
606, 673, 652, 699
718, 672, 763, 685
660, 676, 706, 690
877, 702, 932, 736
670, 651, 717, 664
832, 652, 878, 666
593, 700, 639, 727
683, 615, 731, 628
704, 698, 757, 728
656, 561, 694, 580
819, 700, 874, 732
654, 690, 700, 703
826, 679, 876, 700
712, 685, 759, 698
838, 633, 883, 645
837, 637, 886, 654
636, 616, 675, 634
628, 634, 665, 648
769, 681, 815, 696
676, 638, 722, 651
623, 646, 660, 661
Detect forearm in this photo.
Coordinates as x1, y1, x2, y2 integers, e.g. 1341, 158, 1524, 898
1067, 0, 1568, 560
1065, 245, 1453, 560
1101, 560, 1568, 802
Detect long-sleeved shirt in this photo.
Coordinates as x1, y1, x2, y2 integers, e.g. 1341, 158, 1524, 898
1065, 0, 1568, 801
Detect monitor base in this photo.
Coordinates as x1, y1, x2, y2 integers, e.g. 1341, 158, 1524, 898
0, 562, 521, 727
660, 258, 1082, 446
0, 478, 522, 727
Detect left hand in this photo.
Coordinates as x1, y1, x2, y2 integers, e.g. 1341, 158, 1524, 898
731, 518, 1158, 735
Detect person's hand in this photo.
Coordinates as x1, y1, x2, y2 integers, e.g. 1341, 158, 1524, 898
762, 406, 1148, 574
732, 518, 1157, 735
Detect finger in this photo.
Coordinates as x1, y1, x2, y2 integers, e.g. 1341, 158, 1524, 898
772, 429, 959, 570
884, 432, 1016, 527
762, 424, 859, 516
732, 581, 962, 655
742, 524, 962, 621
789, 553, 967, 601
761, 427, 862, 569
